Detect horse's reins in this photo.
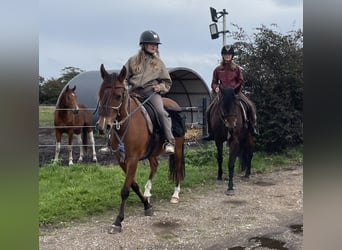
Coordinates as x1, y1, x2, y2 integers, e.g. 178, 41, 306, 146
105, 90, 157, 162
113, 91, 157, 129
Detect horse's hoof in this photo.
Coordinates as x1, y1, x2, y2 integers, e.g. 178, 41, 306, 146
225, 190, 235, 196
216, 179, 223, 185
170, 197, 179, 204
144, 207, 153, 216
108, 225, 121, 234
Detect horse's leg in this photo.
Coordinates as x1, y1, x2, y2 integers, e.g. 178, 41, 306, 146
88, 131, 97, 162
131, 180, 153, 215
144, 157, 158, 202
170, 183, 181, 204
215, 140, 224, 181
54, 130, 62, 163
110, 160, 152, 234
226, 140, 239, 195
110, 181, 130, 233
75, 133, 84, 163
67, 129, 74, 165
244, 135, 254, 178
170, 138, 185, 204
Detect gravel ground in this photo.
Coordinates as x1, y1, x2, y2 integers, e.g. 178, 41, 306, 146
39, 165, 303, 250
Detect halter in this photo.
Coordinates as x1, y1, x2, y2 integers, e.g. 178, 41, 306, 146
102, 89, 157, 162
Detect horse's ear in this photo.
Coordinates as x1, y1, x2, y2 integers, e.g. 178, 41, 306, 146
72, 85, 76, 91
66, 85, 70, 91
118, 66, 127, 82
100, 64, 108, 79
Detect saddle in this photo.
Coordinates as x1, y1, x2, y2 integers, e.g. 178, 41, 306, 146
131, 93, 186, 160
210, 95, 249, 128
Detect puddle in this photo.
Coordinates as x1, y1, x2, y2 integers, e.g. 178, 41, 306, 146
222, 199, 247, 205
253, 180, 276, 186
289, 224, 303, 234
152, 220, 180, 230
249, 236, 288, 249
152, 219, 181, 239
229, 236, 289, 250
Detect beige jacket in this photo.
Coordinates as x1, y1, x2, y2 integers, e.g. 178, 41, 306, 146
124, 53, 172, 95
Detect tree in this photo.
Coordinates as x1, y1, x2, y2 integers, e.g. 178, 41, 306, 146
58, 66, 84, 85
39, 77, 64, 105
39, 67, 84, 104
230, 24, 303, 152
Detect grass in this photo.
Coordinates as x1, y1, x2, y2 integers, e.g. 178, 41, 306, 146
39, 161, 214, 226
39, 105, 55, 127
39, 145, 302, 226
38, 105, 303, 226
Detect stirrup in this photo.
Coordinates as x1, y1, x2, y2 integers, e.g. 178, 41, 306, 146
163, 142, 175, 154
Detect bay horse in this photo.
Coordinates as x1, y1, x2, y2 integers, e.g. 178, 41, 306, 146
207, 85, 254, 195
96, 64, 185, 233
53, 85, 97, 165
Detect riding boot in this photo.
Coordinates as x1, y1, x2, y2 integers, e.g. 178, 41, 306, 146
250, 122, 259, 136
249, 112, 259, 136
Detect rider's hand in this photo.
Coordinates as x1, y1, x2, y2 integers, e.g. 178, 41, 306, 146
215, 87, 219, 93
153, 85, 161, 92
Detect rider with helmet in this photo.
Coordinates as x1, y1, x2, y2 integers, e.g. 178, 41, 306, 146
203, 45, 259, 140
124, 30, 175, 154
99, 30, 175, 155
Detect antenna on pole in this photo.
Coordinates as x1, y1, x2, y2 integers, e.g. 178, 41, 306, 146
208, 7, 229, 46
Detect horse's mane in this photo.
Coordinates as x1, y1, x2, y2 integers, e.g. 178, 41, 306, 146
220, 87, 236, 110
56, 89, 68, 108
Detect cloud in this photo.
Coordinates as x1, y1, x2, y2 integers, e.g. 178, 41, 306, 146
39, 0, 303, 85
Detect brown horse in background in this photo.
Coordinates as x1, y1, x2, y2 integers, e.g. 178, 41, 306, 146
207, 85, 254, 195
96, 64, 185, 233
53, 85, 97, 165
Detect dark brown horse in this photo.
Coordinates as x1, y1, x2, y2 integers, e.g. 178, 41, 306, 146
54, 85, 97, 165
96, 64, 185, 233
208, 85, 254, 195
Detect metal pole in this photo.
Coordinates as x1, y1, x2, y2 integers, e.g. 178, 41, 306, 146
202, 97, 207, 137
222, 9, 227, 46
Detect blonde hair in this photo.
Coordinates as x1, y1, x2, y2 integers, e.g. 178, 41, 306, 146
131, 47, 160, 74
220, 59, 238, 71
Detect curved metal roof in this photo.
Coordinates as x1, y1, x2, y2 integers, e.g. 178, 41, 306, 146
59, 67, 210, 126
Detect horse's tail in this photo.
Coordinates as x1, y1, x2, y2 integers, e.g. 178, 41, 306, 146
82, 126, 88, 154
169, 141, 185, 182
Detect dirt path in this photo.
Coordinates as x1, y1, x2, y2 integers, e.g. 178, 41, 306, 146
39, 165, 303, 249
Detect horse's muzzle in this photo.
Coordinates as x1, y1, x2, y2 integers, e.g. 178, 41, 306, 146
72, 109, 79, 114
224, 116, 237, 129
95, 122, 112, 135
95, 122, 104, 135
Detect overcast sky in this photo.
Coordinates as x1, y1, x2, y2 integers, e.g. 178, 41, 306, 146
39, 0, 303, 85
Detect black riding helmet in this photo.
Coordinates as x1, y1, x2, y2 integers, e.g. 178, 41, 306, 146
139, 30, 161, 45
221, 45, 234, 57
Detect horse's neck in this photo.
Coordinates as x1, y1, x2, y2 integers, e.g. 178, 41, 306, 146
56, 100, 74, 120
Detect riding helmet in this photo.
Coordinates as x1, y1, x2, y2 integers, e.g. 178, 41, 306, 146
221, 45, 234, 57
139, 30, 161, 45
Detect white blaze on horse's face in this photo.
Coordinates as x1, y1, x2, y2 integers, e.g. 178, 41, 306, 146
96, 115, 108, 133
69, 92, 80, 114
96, 103, 119, 134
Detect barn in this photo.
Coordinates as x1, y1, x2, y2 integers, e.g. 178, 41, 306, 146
59, 67, 211, 128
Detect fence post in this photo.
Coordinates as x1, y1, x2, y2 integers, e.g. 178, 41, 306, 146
202, 98, 207, 137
